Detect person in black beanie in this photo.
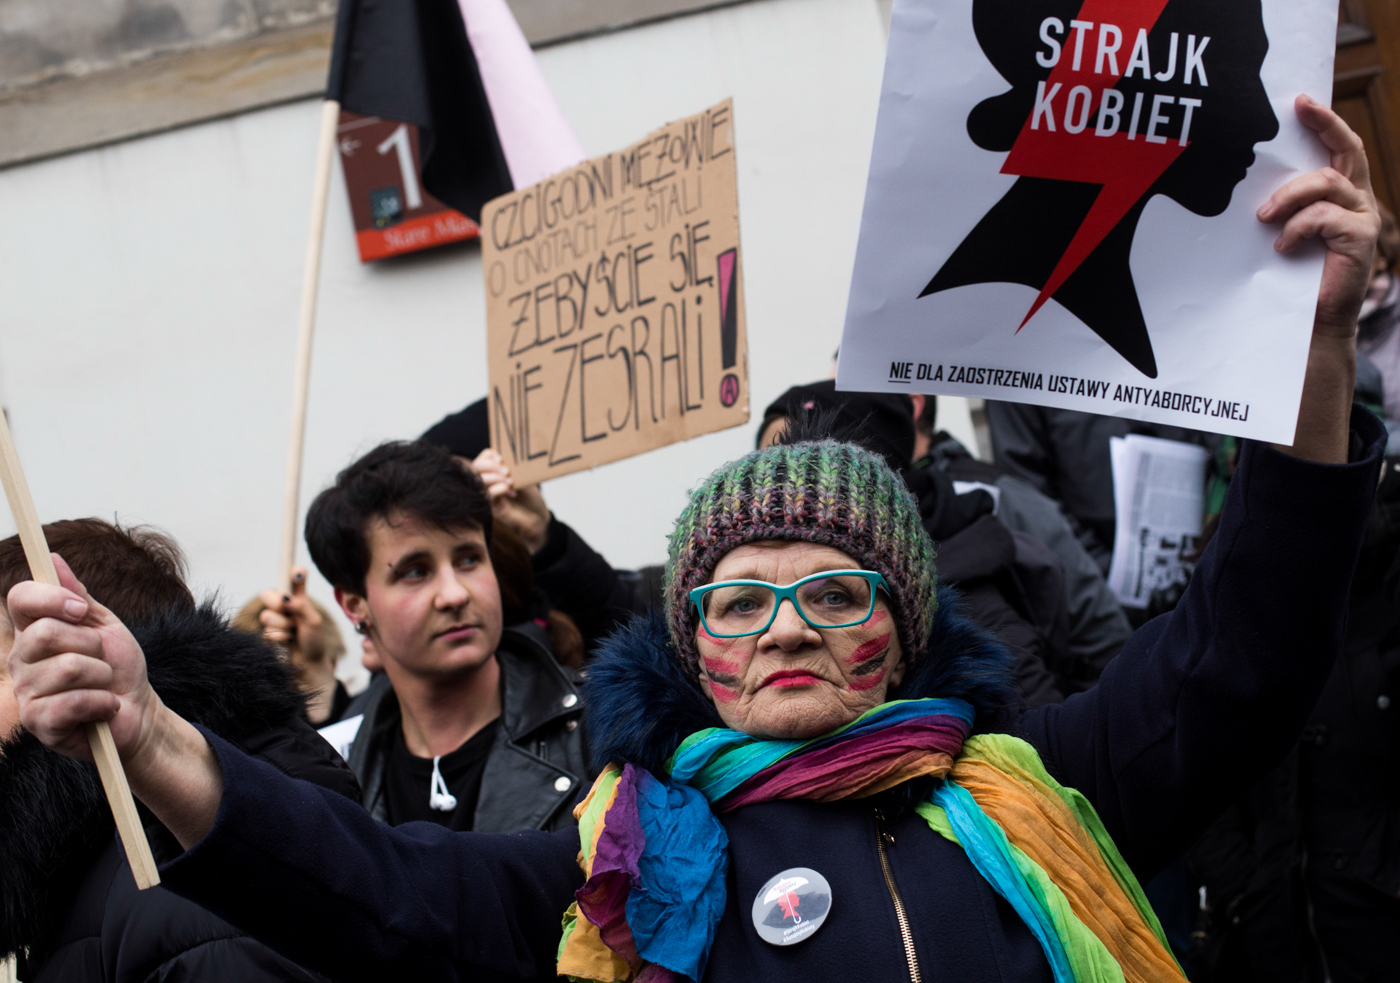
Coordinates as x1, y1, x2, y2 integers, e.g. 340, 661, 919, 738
910, 393, 1132, 687
756, 382, 917, 476
421, 399, 491, 460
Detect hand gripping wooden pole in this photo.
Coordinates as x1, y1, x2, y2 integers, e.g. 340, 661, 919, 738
0, 412, 160, 889
277, 98, 341, 595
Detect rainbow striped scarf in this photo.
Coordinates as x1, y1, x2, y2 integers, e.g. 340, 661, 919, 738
557, 699, 1185, 983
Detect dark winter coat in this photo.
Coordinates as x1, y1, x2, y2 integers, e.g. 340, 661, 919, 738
921, 430, 1132, 683
905, 463, 1073, 705
337, 623, 588, 832
532, 517, 654, 651
157, 409, 1384, 982
1188, 456, 1400, 982
0, 604, 361, 983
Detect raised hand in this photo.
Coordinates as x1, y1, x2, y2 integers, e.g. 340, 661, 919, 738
8, 553, 158, 762
1257, 95, 1380, 463
257, 565, 325, 664
1258, 94, 1380, 340
8, 553, 222, 846
471, 448, 551, 554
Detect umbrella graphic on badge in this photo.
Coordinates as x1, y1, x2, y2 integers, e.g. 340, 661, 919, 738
751, 868, 833, 946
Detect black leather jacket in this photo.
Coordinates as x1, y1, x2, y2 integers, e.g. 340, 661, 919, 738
341, 625, 589, 832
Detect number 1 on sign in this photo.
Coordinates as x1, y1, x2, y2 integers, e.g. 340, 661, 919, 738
377, 124, 423, 210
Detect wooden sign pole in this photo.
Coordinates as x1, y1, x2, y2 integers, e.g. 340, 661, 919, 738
0, 412, 160, 890
277, 99, 341, 595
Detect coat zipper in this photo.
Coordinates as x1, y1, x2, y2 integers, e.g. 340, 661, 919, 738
1300, 851, 1334, 983
875, 809, 923, 983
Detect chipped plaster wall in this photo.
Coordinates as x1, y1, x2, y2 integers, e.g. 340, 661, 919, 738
0, 0, 762, 167
0, 0, 330, 90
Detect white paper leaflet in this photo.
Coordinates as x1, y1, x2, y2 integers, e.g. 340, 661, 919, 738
1107, 434, 1207, 608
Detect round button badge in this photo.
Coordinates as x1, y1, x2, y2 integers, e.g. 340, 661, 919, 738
751, 867, 832, 946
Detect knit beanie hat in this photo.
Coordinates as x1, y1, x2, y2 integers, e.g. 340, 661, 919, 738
664, 440, 938, 675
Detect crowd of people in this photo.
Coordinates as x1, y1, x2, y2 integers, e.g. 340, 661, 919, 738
0, 98, 1395, 983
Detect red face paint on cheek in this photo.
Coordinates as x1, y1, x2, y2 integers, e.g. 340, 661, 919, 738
847, 665, 889, 691
843, 632, 892, 666
702, 654, 743, 705
707, 681, 739, 703
867, 609, 888, 627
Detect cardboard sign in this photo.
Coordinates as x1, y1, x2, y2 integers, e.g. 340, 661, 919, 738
337, 112, 480, 262
483, 99, 749, 485
838, 0, 1337, 443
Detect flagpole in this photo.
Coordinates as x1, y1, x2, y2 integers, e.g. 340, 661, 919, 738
0, 412, 160, 890
278, 98, 341, 595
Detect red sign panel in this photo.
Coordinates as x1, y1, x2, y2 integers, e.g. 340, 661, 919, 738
336, 111, 480, 262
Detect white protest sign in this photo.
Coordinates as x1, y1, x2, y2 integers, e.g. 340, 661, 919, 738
837, 0, 1337, 443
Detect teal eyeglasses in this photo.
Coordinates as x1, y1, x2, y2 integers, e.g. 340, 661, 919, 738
690, 569, 890, 639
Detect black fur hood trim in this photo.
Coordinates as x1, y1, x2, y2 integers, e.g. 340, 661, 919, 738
0, 603, 308, 958
129, 602, 307, 739
583, 584, 1020, 776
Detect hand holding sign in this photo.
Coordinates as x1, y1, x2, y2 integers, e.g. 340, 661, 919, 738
0, 412, 159, 888
1258, 95, 1379, 463
256, 567, 327, 664
9, 555, 224, 850
1260, 95, 1379, 341
472, 448, 551, 553
8, 557, 156, 763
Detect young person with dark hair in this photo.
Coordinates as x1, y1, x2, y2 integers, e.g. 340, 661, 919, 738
0, 519, 356, 983
417, 412, 588, 667
299, 440, 587, 832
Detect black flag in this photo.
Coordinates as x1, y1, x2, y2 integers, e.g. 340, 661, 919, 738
326, 0, 513, 222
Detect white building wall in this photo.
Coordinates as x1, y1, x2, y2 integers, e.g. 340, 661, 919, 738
0, 0, 979, 672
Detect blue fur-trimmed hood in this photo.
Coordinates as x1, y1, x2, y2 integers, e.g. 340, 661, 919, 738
583, 584, 1019, 774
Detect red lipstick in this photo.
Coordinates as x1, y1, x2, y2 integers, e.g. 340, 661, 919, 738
762, 669, 823, 688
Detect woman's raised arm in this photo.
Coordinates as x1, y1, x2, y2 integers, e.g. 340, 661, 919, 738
1019, 97, 1385, 880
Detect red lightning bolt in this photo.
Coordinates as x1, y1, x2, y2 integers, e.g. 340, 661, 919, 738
1003, 0, 1185, 330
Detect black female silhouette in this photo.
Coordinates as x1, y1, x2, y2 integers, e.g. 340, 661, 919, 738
920, 0, 1278, 378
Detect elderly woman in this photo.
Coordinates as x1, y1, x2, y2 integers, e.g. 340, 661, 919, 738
5, 100, 1387, 982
